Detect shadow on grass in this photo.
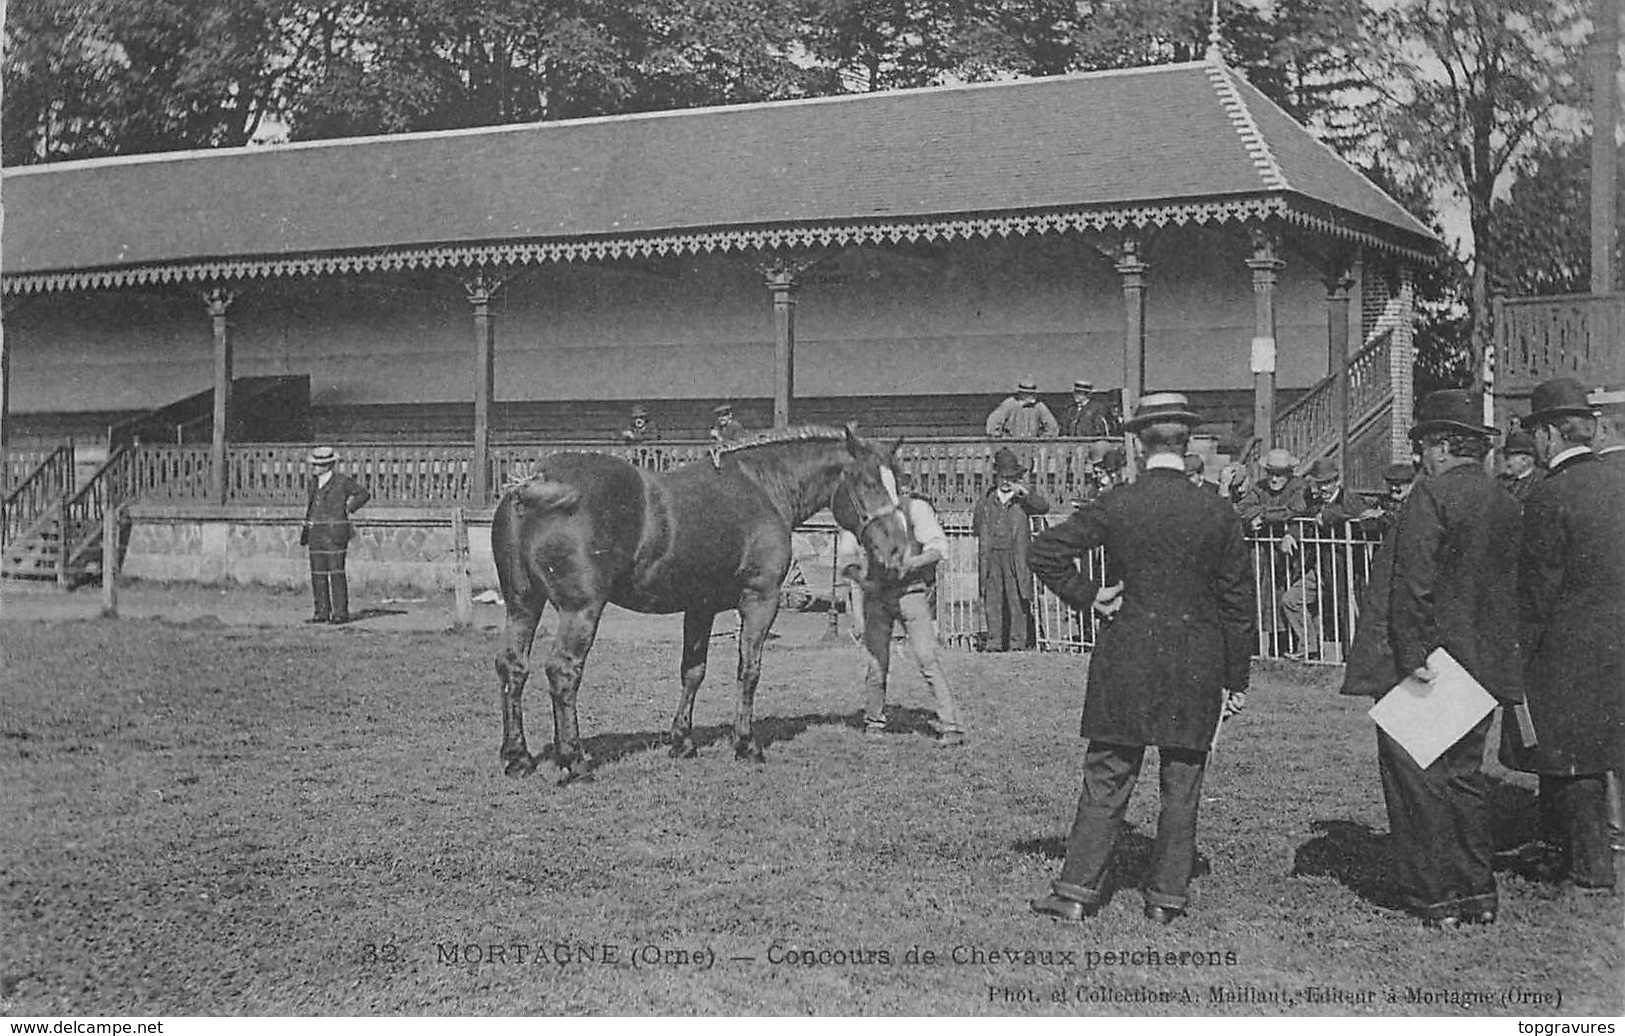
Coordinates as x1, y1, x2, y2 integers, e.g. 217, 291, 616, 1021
1292, 819, 1407, 909
1013, 826, 1211, 904
572, 709, 862, 769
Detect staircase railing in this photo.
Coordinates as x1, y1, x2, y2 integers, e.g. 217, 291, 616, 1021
56, 447, 136, 583
1274, 327, 1394, 466
2, 443, 75, 547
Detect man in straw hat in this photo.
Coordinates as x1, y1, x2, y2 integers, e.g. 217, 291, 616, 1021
300, 446, 371, 625
972, 447, 1051, 651
1513, 377, 1625, 894
1368, 388, 1523, 925
985, 376, 1059, 439
1061, 378, 1121, 445
1027, 392, 1254, 925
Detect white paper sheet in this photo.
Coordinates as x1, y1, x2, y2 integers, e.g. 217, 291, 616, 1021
1368, 647, 1498, 769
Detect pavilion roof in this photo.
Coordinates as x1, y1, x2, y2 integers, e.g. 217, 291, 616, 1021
1, 59, 1436, 295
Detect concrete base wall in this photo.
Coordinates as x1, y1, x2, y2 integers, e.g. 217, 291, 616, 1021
123, 505, 501, 591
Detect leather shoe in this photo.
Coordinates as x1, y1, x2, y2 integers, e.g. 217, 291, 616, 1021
1144, 904, 1183, 925
329, 614, 352, 625
1030, 892, 1095, 923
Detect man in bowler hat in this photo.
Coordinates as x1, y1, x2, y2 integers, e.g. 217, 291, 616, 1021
1375, 389, 1523, 925
1515, 377, 1625, 893
301, 446, 371, 625
973, 447, 1050, 651
1496, 428, 1542, 503
1027, 393, 1254, 924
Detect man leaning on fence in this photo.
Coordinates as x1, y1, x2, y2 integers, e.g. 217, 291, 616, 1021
1027, 392, 1254, 926
301, 446, 371, 625
1512, 377, 1625, 895
1238, 448, 1312, 654
986, 377, 1059, 439
1370, 389, 1523, 927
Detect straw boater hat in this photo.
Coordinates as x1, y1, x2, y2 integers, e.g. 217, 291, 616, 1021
1124, 391, 1201, 432
1262, 447, 1297, 474
1409, 388, 1497, 439
1073, 379, 1094, 393
1016, 376, 1038, 394
308, 445, 338, 466
1383, 462, 1416, 484
991, 447, 1027, 480
1520, 378, 1593, 427
712, 403, 733, 418
1305, 457, 1340, 482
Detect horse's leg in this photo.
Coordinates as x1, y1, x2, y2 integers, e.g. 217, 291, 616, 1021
544, 601, 605, 783
669, 608, 716, 759
495, 594, 545, 777
733, 588, 782, 763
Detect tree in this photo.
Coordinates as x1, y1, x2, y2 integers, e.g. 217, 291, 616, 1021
1489, 134, 1622, 298
1366, 0, 1587, 395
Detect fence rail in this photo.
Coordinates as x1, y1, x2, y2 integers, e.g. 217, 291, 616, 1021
3, 444, 75, 547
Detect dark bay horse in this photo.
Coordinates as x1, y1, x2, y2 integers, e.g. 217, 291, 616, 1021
490, 425, 912, 781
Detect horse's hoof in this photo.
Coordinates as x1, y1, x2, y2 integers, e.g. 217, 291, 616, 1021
556, 758, 594, 785
734, 740, 766, 764
502, 753, 537, 778
669, 738, 698, 759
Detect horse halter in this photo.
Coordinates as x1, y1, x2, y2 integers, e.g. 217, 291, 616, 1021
837, 470, 905, 542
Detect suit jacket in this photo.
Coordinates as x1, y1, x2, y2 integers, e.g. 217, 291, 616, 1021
972, 486, 1051, 600
1496, 469, 1543, 504
1028, 467, 1255, 751
304, 472, 371, 550
1388, 463, 1523, 705
1237, 477, 1312, 527
1516, 450, 1625, 775
1062, 399, 1121, 438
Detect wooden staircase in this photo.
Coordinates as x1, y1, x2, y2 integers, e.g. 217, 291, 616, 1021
1272, 325, 1398, 487
2, 448, 132, 585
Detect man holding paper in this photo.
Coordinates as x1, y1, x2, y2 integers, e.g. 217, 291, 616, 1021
1378, 389, 1524, 927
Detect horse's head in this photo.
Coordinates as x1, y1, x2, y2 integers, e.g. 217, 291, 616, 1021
832, 425, 912, 581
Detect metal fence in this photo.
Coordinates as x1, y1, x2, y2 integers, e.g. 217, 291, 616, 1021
916, 515, 1383, 665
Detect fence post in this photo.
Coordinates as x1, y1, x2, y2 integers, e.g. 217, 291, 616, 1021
56, 496, 69, 589
820, 535, 844, 644
101, 502, 118, 618
452, 507, 473, 629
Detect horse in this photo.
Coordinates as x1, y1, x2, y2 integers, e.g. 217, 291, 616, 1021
489, 424, 914, 781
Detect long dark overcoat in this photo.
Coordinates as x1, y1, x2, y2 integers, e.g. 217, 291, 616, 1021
304, 472, 370, 550
1028, 467, 1255, 751
972, 488, 1050, 602
1387, 464, 1522, 703
1516, 451, 1625, 775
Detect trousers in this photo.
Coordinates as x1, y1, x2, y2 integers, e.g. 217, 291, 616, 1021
862, 585, 962, 733
1056, 741, 1208, 910
981, 550, 1032, 650
1376, 714, 1497, 919
308, 548, 350, 621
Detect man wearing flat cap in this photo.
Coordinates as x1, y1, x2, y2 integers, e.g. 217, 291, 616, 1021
973, 447, 1051, 651
1061, 379, 1121, 443
301, 446, 371, 625
1496, 428, 1542, 504
710, 402, 746, 444
985, 377, 1059, 439
1369, 389, 1523, 926
622, 403, 660, 444
1515, 377, 1625, 894
1027, 392, 1254, 925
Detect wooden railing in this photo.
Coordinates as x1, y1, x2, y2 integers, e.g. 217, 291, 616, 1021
5, 444, 67, 492
2, 443, 75, 547
57, 447, 136, 582
1275, 328, 1393, 466
1494, 292, 1625, 394
131, 445, 212, 501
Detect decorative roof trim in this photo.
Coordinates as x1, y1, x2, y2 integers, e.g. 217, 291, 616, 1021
1279, 199, 1436, 265
1, 193, 1431, 295
1205, 63, 1290, 192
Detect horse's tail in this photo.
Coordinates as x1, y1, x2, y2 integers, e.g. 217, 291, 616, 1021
512, 479, 581, 513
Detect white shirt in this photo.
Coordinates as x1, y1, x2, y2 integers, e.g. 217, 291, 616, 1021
317, 470, 333, 489
836, 497, 947, 577
1144, 453, 1184, 473
1548, 445, 1592, 470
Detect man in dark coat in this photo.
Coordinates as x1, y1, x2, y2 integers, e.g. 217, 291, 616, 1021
1027, 393, 1254, 924
972, 447, 1051, 650
1061, 379, 1122, 441
1516, 377, 1625, 892
710, 403, 746, 443
1496, 428, 1542, 503
301, 446, 371, 625
1238, 448, 1311, 654
621, 403, 660, 443
1378, 389, 1524, 926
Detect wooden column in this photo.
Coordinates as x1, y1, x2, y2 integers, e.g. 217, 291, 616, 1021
465, 270, 503, 505
1593, 0, 1620, 296
1247, 229, 1283, 455
763, 260, 801, 429
1, 301, 11, 456
204, 288, 236, 505
1116, 236, 1148, 481
1325, 261, 1355, 468
1391, 265, 1418, 462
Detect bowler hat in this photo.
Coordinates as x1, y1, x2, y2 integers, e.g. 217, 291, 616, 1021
1016, 377, 1038, 394
1124, 391, 1202, 432
1502, 428, 1537, 457
991, 448, 1027, 479
712, 403, 733, 418
1306, 457, 1340, 482
1098, 447, 1127, 471
1409, 389, 1496, 439
1522, 378, 1593, 426
1382, 462, 1416, 484
1073, 379, 1094, 393
308, 445, 338, 466
1262, 448, 1298, 474
630, 404, 650, 419
1588, 387, 1625, 415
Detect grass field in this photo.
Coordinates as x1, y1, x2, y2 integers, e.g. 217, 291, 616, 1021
2, 613, 1620, 1016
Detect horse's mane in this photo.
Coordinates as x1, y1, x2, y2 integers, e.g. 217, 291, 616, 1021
711, 425, 850, 463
